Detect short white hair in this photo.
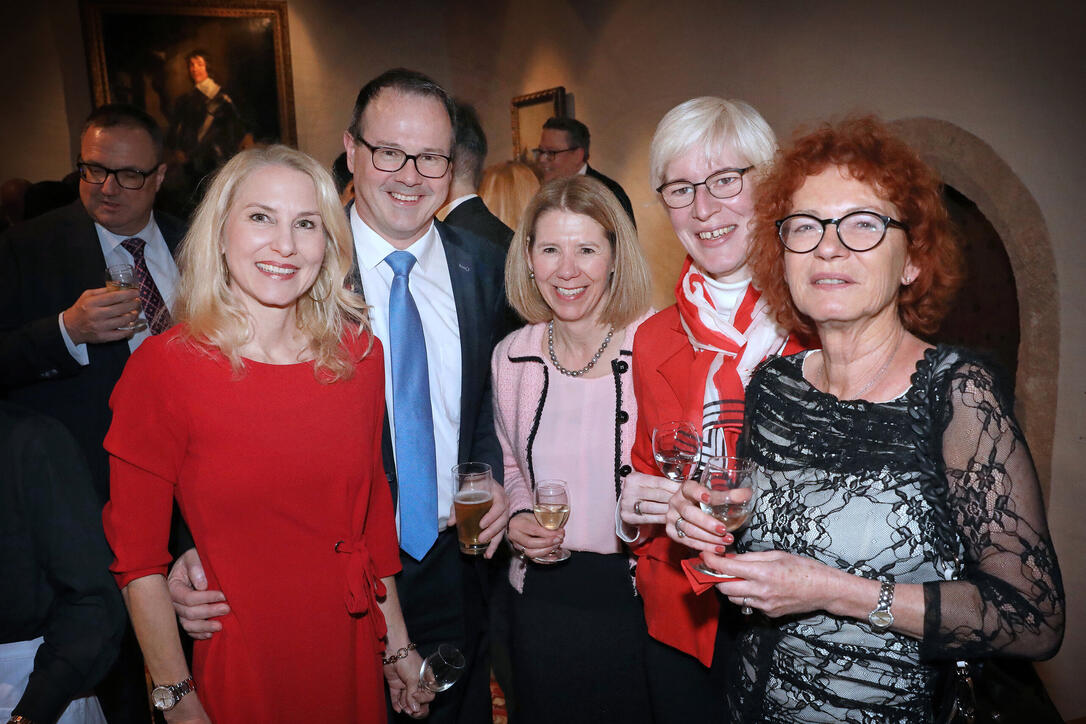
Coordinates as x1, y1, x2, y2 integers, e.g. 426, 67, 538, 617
649, 97, 777, 190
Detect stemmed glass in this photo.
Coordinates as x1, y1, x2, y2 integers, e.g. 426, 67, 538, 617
418, 644, 466, 693
692, 456, 755, 593
531, 479, 571, 564
652, 421, 699, 482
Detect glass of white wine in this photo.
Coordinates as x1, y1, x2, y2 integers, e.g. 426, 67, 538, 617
418, 644, 465, 694
692, 456, 755, 581
652, 421, 699, 482
105, 264, 147, 332
531, 479, 571, 564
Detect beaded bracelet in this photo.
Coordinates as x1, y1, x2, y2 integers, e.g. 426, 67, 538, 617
382, 642, 417, 666
511, 508, 533, 519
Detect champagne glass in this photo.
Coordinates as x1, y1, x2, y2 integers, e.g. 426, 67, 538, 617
105, 264, 147, 332
531, 479, 571, 564
693, 456, 755, 585
418, 644, 466, 693
653, 421, 699, 482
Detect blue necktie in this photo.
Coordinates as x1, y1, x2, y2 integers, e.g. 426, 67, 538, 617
385, 251, 439, 560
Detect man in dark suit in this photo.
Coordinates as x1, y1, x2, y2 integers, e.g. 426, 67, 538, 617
444, 101, 514, 249
168, 70, 510, 723
0, 103, 185, 724
534, 115, 636, 225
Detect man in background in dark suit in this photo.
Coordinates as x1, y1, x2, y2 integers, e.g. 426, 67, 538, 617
534, 115, 636, 225
0, 103, 185, 724
443, 101, 514, 249
168, 69, 511, 723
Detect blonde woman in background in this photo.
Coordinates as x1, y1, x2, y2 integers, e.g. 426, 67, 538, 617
103, 145, 429, 723
479, 160, 540, 231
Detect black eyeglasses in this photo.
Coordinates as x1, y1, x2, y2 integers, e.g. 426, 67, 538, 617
76, 159, 160, 190
531, 147, 580, 162
775, 211, 910, 253
353, 136, 451, 179
656, 167, 753, 209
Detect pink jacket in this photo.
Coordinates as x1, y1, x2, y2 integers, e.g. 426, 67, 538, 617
491, 314, 651, 591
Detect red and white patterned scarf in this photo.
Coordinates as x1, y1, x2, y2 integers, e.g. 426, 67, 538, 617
674, 256, 789, 457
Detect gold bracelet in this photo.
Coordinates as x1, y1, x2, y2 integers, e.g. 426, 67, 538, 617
382, 642, 416, 666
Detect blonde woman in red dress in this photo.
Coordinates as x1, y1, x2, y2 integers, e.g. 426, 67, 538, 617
103, 145, 430, 723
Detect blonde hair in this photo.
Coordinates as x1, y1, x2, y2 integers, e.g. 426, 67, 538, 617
649, 97, 777, 190
506, 175, 651, 328
478, 160, 540, 231
173, 145, 369, 381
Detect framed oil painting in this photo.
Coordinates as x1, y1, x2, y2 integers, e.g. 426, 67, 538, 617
80, 1, 295, 211
511, 87, 566, 161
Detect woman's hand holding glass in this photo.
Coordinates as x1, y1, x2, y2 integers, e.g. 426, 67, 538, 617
666, 478, 735, 553
384, 646, 434, 719
508, 509, 565, 560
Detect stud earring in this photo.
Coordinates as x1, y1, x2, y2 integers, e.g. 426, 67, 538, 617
528, 270, 535, 279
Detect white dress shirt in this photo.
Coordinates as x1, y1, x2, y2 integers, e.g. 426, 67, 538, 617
59, 213, 180, 365
350, 206, 462, 531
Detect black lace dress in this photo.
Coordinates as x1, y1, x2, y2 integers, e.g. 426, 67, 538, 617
729, 346, 1064, 723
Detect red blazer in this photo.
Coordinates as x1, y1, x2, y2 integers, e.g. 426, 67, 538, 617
630, 304, 807, 667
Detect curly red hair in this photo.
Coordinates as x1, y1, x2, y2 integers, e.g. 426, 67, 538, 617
748, 116, 963, 337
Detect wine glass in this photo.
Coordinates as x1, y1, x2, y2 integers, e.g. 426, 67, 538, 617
692, 456, 755, 587
531, 479, 571, 564
653, 421, 699, 482
418, 644, 466, 693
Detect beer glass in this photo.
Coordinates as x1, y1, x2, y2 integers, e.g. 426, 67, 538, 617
105, 264, 147, 332
452, 462, 494, 555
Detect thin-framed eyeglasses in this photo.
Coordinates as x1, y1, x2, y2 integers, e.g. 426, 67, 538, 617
776, 211, 910, 253
656, 167, 753, 209
354, 136, 451, 179
531, 147, 579, 162
76, 159, 159, 190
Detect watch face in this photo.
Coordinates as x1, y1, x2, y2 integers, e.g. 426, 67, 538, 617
152, 687, 176, 711
869, 610, 894, 629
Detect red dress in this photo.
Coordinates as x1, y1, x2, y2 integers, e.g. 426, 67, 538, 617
103, 328, 400, 723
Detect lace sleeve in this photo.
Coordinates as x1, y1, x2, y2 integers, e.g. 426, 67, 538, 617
920, 359, 1064, 661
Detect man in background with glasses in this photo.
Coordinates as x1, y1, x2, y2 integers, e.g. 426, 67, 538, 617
167, 69, 510, 724
0, 103, 185, 724
533, 115, 636, 225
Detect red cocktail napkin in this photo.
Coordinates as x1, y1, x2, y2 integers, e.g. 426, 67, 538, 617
681, 556, 742, 594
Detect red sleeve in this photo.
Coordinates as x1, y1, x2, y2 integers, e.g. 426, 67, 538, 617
357, 337, 400, 578
102, 336, 189, 588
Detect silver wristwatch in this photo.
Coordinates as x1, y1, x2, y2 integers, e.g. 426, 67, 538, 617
151, 676, 196, 711
868, 580, 895, 631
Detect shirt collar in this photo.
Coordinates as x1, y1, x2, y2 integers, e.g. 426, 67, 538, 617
577, 163, 588, 176
443, 193, 477, 216
350, 203, 440, 272
95, 214, 158, 253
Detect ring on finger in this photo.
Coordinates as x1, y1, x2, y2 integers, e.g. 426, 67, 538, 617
675, 515, 686, 538
634, 500, 643, 516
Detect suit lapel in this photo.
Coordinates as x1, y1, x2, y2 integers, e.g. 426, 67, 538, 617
657, 318, 702, 422
438, 222, 481, 463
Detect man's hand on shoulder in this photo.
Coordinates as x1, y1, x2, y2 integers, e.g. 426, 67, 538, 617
62, 287, 141, 345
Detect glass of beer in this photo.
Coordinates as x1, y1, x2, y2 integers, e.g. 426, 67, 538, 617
692, 456, 754, 579
452, 462, 494, 555
531, 479, 571, 564
105, 264, 147, 332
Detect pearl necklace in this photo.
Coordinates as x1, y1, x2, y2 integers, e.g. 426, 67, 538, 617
547, 321, 615, 377
819, 326, 905, 399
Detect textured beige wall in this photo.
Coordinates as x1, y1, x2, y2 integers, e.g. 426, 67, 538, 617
2, 0, 1082, 716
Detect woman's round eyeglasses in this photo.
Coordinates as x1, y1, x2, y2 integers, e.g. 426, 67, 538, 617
775, 211, 909, 253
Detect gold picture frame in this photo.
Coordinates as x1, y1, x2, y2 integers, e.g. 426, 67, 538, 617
511, 87, 567, 161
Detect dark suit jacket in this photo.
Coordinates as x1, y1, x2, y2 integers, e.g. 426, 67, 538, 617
0, 201, 185, 501
444, 196, 514, 250
587, 164, 636, 226
346, 214, 509, 503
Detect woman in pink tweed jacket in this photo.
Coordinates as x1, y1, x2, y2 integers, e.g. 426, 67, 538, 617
490, 175, 653, 723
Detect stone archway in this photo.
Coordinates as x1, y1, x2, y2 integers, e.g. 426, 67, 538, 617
891, 117, 1058, 498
